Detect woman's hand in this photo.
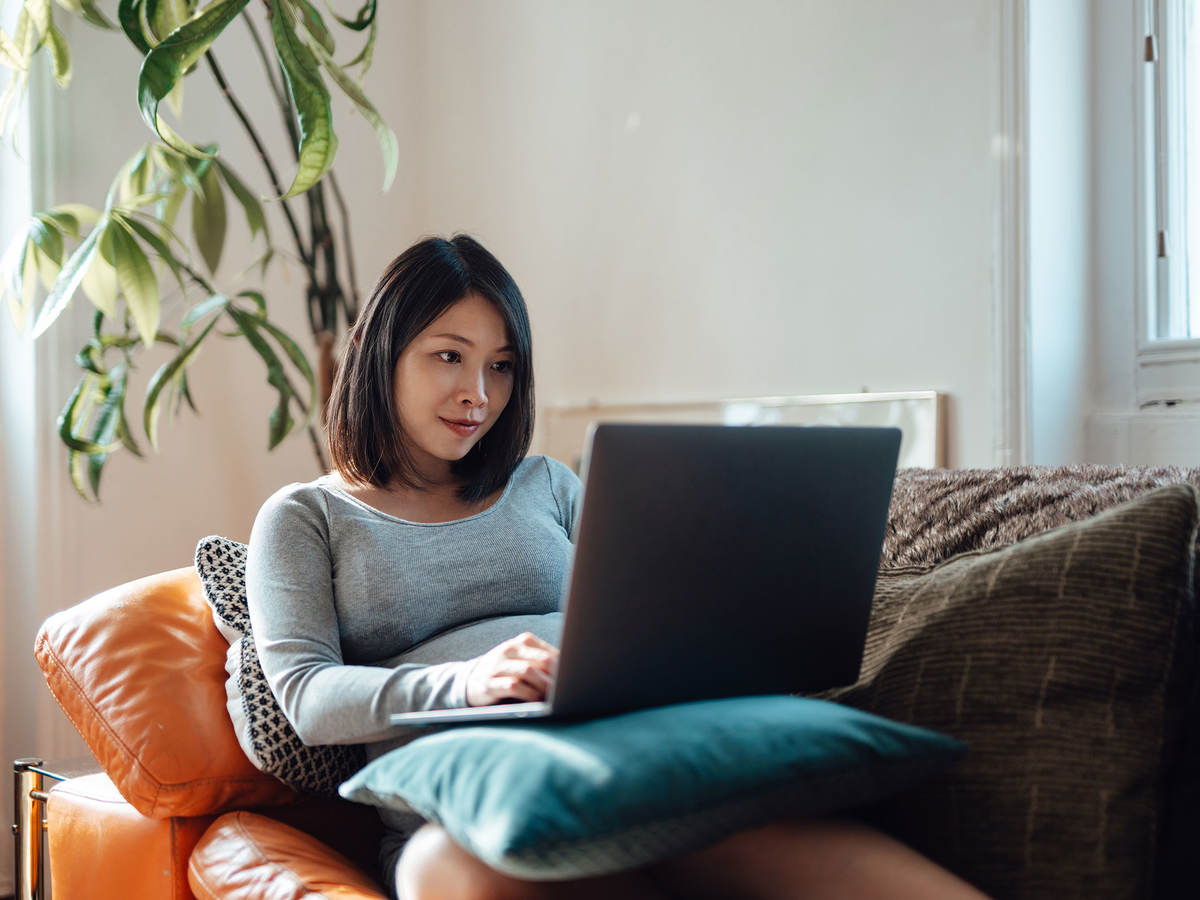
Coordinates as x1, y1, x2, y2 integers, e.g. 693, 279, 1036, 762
465, 632, 559, 707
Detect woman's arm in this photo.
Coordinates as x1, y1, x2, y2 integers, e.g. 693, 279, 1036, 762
246, 485, 475, 745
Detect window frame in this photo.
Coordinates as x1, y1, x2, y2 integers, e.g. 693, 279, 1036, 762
1134, 0, 1200, 404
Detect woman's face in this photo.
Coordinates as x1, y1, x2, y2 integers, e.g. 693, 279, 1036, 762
392, 292, 516, 484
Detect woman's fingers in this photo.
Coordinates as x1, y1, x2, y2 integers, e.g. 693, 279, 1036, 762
498, 658, 552, 691
500, 635, 557, 672
466, 633, 560, 706
478, 672, 542, 703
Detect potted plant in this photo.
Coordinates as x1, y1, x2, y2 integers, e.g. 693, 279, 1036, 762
0, 0, 395, 499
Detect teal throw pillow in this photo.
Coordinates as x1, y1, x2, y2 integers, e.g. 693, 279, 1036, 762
339, 695, 964, 880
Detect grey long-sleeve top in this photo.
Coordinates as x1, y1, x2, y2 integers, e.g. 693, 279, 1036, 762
245, 455, 581, 747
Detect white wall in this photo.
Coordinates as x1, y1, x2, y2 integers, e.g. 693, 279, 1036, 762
406, 0, 1012, 468
1029, 0, 1091, 464
0, 0, 1022, 890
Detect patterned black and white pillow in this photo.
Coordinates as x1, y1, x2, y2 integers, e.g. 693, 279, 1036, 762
194, 535, 364, 796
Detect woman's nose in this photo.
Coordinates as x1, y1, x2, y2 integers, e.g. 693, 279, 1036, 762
459, 368, 487, 406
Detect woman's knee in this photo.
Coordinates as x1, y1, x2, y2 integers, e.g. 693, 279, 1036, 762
396, 824, 526, 900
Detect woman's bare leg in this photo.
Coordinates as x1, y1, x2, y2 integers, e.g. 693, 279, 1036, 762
395, 823, 673, 900
648, 818, 989, 900
397, 818, 987, 900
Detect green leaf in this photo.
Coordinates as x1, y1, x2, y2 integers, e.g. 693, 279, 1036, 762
20, 240, 38, 318
344, 12, 374, 76
296, 0, 334, 55
215, 159, 267, 239
107, 221, 160, 344
164, 76, 184, 117
143, 313, 219, 450
115, 190, 176, 209
67, 449, 90, 500
57, 372, 121, 455
26, 0, 51, 49
0, 29, 28, 70
76, 1, 117, 30
179, 292, 228, 329
33, 243, 60, 291
235, 288, 266, 317
47, 203, 100, 233
74, 339, 103, 375
123, 146, 151, 199
156, 183, 187, 237
270, 0, 338, 198
116, 405, 144, 456
40, 210, 78, 238
29, 217, 63, 264
254, 314, 317, 426
87, 365, 127, 499
80, 228, 119, 317
227, 304, 296, 449
178, 370, 199, 414
106, 145, 151, 210
33, 217, 106, 339
150, 143, 203, 195
43, 18, 71, 87
185, 144, 217, 183
112, 210, 188, 296
137, 0, 250, 157
118, 0, 152, 54
82, 225, 119, 316
322, 0, 374, 31
151, 0, 191, 42
307, 36, 395, 192
191, 159, 226, 274
267, 382, 293, 449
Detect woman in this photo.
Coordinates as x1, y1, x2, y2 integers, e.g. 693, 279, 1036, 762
246, 234, 986, 899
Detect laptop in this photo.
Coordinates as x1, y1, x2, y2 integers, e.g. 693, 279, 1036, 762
388, 423, 901, 726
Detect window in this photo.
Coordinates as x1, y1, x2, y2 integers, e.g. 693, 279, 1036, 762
1145, 0, 1198, 340
1136, 0, 1200, 402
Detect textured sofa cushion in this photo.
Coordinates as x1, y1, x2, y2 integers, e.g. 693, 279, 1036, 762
195, 535, 365, 796
340, 695, 964, 881
34, 568, 297, 818
819, 483, 1199, 899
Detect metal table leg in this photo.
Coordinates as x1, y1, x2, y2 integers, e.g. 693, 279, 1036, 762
13, 758, 46, 900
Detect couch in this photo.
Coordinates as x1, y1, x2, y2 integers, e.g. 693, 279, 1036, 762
21, 465, 1200, 899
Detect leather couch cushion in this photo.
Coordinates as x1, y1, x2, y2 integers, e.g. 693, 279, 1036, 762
35, 567, 297, 818
47, 772, 215, 899
188, 812, 388, 900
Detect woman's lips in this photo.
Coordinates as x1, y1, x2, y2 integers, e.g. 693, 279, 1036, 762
441, 418, 480, 437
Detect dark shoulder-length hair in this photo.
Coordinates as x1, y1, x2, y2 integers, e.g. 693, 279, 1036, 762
326, 234, 534, 503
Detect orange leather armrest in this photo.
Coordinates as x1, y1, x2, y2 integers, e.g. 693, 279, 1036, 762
189, 812, 388, 900
47, 772, 215, 900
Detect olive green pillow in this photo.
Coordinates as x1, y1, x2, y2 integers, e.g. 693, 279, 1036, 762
818, 483, 1199, 899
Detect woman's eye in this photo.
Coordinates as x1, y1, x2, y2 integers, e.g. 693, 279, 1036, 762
493, 360, 513, 374
437, 350, 461, 364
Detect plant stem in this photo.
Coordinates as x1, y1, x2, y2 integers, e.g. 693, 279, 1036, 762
203, 50, 315, 275
328, 171, 360, 326
308, 180, 341, 332
242, 13, 287, 115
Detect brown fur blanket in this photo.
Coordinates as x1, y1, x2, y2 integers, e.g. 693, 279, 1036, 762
882, 464, 1200, 569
